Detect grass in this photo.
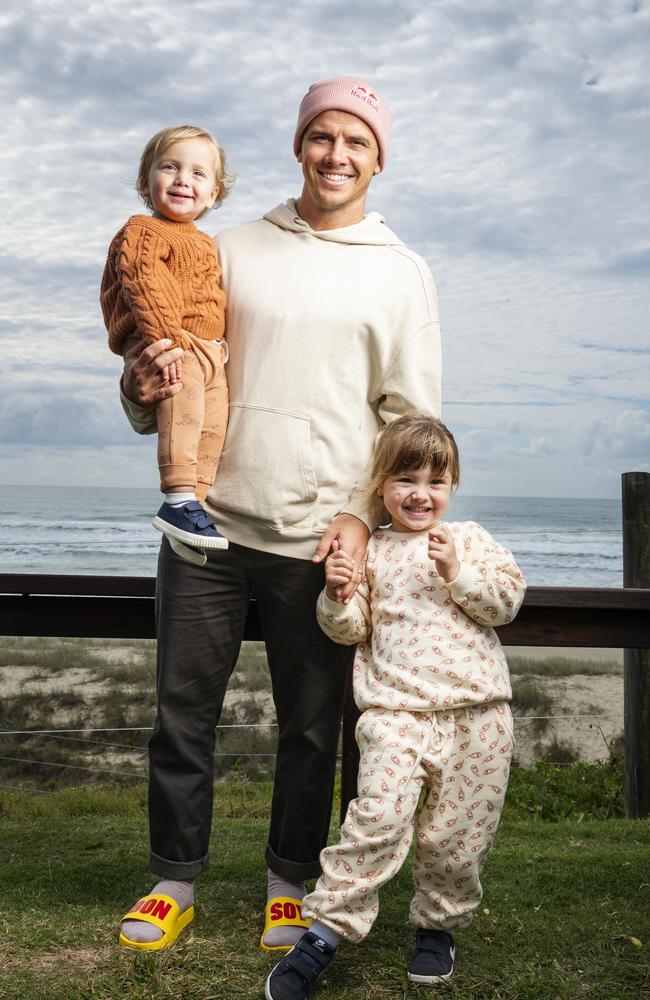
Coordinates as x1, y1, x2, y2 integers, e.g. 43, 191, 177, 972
507, 654, 622, 677
0, 636, 150, 674
510, 678, 554, 716
505, 760, 624, 821
0, 782, 647, 1000
0, 639, 637, 994
0, 638, 276, 785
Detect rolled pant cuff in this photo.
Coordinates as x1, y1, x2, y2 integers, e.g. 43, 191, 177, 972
411, 915, 473, 932
265, 843, 322, 882
150, 850, 210, 880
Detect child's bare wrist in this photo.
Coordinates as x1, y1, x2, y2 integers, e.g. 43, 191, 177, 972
441, 560, 460, 583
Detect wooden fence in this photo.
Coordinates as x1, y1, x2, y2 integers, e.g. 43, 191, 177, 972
1, 471, 649, 818
1, 580, 649, 818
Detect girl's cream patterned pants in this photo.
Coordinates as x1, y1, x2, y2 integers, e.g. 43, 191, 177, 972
302, 701, 513, 941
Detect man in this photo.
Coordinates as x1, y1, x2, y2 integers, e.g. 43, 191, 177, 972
117, 76, 441, 954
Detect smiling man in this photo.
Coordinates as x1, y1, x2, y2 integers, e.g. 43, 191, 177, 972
118, 77, 442, 956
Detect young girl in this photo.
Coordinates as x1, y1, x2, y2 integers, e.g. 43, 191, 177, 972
265, 414, 526, 998
101, 124, 234, 563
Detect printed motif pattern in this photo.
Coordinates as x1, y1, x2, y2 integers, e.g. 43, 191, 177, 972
302, 702, 513, 940
317, 522, 526, 713
305, 522, 525, 940
157, 334, 228, 498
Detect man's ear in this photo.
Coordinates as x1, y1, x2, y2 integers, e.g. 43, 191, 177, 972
373, 161, 381, 175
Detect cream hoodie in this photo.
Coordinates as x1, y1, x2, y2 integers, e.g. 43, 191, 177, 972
121, 200, 441, 558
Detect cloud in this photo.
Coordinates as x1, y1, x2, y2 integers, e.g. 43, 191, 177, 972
0, 378, 132, 447
603, 248, 650, 276
576, 408, 650, 459
1, 0, 648, 496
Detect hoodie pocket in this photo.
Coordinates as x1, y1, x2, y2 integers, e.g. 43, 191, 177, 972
214, 402, 318, 530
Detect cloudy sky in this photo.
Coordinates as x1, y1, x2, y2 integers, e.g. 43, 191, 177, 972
1, 0, 648, 498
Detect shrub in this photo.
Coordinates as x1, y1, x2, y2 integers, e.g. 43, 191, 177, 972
505, 760, 624, 822
541, 736, 580, 764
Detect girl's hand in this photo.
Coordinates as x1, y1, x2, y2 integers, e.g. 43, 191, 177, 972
313, 514, 370, 603
325, 541, 356, 602
428, 524, 460, 583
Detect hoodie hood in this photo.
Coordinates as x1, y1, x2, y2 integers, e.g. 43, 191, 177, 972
263, 199, 404, 247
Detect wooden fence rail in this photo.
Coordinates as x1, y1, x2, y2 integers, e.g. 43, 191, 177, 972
2, 573, 650, 818
2, 575, 650, 647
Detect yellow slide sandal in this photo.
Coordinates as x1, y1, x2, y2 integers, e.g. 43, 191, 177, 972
260, 895, 312, 952
119, 893, 195, 952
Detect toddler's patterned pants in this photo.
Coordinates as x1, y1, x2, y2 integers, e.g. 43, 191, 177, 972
303, 701, 513, 941
156, 333, 228, 499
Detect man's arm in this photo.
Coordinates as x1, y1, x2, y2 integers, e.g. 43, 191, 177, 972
314, 320, 441, 584
378, 319, 442, 424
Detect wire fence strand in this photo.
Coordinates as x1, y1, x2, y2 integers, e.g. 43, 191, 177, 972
0, 723, 277, 735
0, 713, 619, 739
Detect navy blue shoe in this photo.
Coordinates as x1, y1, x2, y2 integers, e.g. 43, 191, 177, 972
407, 928, 455, 983
153, 501, 228, 550
265, 931, 336, 1000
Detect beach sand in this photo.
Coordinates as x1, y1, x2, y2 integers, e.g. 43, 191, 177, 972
0, 642, 624, 769
505, 646, 623, 765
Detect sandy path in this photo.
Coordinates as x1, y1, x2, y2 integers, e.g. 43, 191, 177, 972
0, 646, 624, 765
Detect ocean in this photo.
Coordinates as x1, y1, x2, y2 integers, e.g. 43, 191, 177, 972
0, 485, 622, 588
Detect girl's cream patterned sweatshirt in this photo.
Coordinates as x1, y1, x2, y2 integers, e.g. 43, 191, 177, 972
317, 522, 526, 712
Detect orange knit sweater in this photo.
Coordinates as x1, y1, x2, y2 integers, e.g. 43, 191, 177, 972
101, 214, 226, 355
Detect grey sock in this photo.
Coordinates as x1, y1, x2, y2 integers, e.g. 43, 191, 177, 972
262, 869, 307, 949
309, 920, 340, 949
121, 879, 195, 945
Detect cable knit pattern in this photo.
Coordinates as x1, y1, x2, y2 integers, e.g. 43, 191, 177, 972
316, 521, 526, 713
101, 214, 226, 354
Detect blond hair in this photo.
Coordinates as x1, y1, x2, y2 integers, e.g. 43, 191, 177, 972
135, 124, 235, 218
368, 414, 460, 499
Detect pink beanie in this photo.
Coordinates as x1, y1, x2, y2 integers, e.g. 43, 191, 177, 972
294, 76, 391, 170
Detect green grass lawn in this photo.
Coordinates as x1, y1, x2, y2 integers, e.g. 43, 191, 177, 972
0, 784, 648, 1000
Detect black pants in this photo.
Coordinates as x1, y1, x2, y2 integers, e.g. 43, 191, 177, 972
148, 538, 353, 882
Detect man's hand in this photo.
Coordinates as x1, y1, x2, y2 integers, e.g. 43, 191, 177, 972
313, 513, 370, 603
428, 524, 460, 583
122, 338, 185, 406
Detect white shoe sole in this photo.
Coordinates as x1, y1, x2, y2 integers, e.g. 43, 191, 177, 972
153, 517, 229, 549
264, 972, 275, 1000
168, 537, 207, 566
407, 969, 454, 984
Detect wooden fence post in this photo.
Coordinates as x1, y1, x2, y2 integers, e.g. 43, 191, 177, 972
622, 471, 650, 818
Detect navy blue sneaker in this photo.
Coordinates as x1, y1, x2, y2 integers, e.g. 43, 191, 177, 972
265, 930, 336, 1000
153, 501, 228, 550
407, 928, 455, 983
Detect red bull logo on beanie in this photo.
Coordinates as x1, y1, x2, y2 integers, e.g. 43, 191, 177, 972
351, 84, 379, 112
